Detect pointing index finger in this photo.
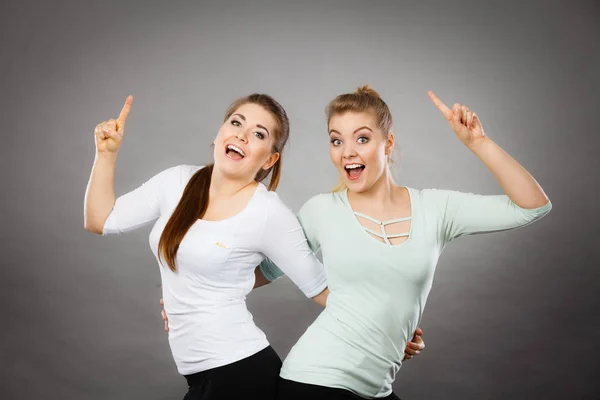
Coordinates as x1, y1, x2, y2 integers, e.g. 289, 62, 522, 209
117, 95, 133, 131
428, 91, 452, 120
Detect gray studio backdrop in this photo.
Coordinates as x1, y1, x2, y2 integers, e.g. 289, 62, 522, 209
1, 1, 598, 399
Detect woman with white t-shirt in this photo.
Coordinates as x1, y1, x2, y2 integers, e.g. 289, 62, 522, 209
83, 93, 333, 399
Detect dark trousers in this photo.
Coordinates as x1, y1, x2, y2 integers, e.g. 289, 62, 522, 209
276, 377, 402, 400
182, 346, 282, 400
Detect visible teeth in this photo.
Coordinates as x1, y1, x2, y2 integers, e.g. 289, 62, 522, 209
345, 164, 364, 169
227, 144, 245, 157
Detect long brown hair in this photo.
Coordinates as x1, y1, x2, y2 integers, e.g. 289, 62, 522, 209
326, 85, 394, 192
158, 94, 290, 272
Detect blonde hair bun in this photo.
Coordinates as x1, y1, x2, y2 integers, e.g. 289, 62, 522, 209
355, 85, 382, 98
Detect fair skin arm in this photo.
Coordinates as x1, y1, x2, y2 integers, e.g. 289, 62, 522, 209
84, 96, 133, 233
428, 91, 549, 208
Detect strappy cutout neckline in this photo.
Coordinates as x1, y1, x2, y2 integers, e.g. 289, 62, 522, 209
352, 212, 412, 245
342, 188, 414, 247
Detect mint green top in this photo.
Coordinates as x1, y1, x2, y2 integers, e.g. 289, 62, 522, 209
261, 188, 551, 398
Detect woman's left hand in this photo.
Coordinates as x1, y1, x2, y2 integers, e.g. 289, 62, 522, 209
428, 91, 486, 147
404, 327, 425, 360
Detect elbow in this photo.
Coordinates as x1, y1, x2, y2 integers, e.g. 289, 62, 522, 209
84, 219, 104, 235
535, 194, 552, 210
535, 197, 552, 213
516, 199, 552, 225
534, 190, 552, 210
517, 195, 551, 211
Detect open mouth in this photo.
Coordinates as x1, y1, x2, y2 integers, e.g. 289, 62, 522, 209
225, 144, 246, 160
344, 163, 365, 180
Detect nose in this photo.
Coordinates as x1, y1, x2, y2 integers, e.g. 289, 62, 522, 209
235, 129, 249, 143
342, 142, 357, 159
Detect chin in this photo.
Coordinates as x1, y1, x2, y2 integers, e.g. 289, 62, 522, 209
214, 158, 239, 175
340, 178, 360, 192
348, 184, 367, 193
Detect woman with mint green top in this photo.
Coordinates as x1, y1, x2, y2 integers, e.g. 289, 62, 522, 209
262, 86, 551, 399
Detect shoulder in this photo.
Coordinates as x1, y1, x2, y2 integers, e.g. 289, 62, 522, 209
412, 188, 486, 220
404, 188, 455, 219
294, 192, 342, 228
159, 164, 205, 185
143, 165, 206, 197
300, 192, 340, 214
177, 164, 206, 183
255, 186, 294, 217
410, 187, 462, 205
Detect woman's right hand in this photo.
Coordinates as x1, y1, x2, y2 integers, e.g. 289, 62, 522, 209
160, 298, 169, 332
94, 96, 132, 154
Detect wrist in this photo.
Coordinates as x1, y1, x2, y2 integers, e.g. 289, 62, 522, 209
466, 136, 493, 154
95, 151, 118, 164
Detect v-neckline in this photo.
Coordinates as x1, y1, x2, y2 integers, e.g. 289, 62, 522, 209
341, 187, 415, 248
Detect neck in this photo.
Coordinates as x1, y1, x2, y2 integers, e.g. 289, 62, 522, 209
210, 166, 257, 198
348, 167, 399, 205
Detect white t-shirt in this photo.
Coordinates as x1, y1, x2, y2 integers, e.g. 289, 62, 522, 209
103, 165, 327, 375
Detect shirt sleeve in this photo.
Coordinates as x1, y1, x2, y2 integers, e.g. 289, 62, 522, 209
102, 165, 184, 235
430, 189, 552, 244
257, 194, 327, 298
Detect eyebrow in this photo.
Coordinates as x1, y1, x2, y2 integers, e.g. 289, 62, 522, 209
329, 126, 373, 135
256, 124, 270, 137
232, 113, 270, 137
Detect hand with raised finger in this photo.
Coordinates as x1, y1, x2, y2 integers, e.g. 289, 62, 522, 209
94, 95, 132, 154
160, 298, 169, 332
428, 91, 486, 147
403, 327, 425, 361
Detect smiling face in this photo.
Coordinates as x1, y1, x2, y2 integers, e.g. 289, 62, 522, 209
213, 102, 280, 182
328, 110, 394, 193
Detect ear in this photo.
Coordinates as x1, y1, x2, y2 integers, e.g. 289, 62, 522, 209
262, 152, 280, 170
385, 132, 395, 156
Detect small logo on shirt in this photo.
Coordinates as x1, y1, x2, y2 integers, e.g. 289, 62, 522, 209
215, 242, 229, 249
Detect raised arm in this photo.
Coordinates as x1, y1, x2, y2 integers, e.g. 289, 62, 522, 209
428, 91, 550, 209
84, 96, 132, 233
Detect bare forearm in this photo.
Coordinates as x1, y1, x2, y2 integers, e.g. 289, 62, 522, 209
84, 153, 118, 233
468, 137, 549, 208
